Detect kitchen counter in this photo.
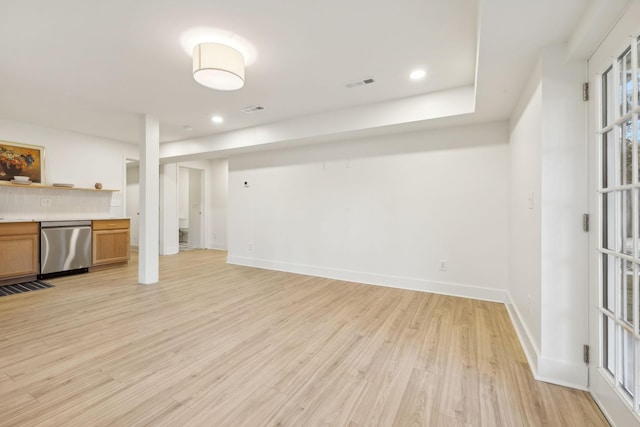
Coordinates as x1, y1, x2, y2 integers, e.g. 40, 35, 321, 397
0, 217, 129, 223
0, 218, 131, 285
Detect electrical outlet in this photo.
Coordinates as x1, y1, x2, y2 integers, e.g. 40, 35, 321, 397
40, 198, 52, 207
439, 260, 448, 271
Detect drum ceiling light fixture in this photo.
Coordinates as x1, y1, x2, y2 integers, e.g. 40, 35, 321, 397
193, 42, 245, 91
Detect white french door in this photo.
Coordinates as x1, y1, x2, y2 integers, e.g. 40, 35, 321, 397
589, 4, 640, 425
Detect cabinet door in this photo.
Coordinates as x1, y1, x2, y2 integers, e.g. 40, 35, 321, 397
0, 234, 39, 279
92, 229, 130, 265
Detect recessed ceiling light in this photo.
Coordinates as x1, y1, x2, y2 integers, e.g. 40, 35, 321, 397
410, 69, 427, 80
211, 115, 224, 124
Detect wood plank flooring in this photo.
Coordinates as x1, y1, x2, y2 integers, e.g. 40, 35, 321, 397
0, 250, 607, 426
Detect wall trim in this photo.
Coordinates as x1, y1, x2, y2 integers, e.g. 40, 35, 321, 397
229, 257, 590, 390
536, 356, 588, 391
227, 255, 508, 303
161, 246, 179, 256
505, 292, 588, 391
504, 295, 540, 374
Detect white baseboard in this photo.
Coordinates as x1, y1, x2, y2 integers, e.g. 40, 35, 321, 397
228, 257, 589, 390
226, 255, 508, 303
537, 357, 588, 391
504, 298, 540, 373
505, 293, 588, 390
161, 246, 179, 255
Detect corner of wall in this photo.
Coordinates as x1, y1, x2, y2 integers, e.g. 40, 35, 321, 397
505, 292, 588, 390
536, 356, 588, 391
504, 292, 540, 375
509, 59, 542, 132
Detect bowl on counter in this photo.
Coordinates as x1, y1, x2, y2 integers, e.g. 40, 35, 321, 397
13, 176, 30, 182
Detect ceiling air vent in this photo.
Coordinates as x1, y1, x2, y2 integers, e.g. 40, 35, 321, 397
241, 105, 265, 114
345, 77, 375, 88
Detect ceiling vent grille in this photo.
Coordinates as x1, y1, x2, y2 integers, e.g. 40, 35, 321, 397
345, 77, 375, 88
241, 105, 265, 113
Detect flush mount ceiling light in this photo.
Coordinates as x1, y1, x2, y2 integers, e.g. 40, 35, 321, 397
211, 115, 224, 124
193, 43, 245, 91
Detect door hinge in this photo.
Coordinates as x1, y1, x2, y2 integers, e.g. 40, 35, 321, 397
583, 214, 590, 232
583, 82, 589, 101
584, 344, 590, 364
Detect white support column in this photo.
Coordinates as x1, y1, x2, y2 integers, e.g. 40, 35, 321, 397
139, 114, 160, 284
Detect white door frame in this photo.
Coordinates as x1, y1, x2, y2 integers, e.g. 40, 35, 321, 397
179, 165, 206, 250
588, 4, 640, 425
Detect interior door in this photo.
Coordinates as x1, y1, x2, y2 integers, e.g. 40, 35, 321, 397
588, 4, 640, 425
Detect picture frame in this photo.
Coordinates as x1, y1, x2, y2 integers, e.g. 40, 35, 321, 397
0, 140, 45, 184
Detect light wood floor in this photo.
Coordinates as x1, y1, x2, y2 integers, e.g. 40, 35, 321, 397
0, 250, 607, 426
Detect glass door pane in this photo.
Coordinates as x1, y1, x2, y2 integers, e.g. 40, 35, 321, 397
597, 31, 640, 420
603, 67, 614, 128
620, 327, 635, 398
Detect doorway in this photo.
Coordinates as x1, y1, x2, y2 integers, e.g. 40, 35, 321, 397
179, 166, 204, 250
588, 5, 640, 425
125, 159, 140, 249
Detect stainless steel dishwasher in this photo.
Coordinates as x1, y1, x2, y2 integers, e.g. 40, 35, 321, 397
40, 220, 92, 277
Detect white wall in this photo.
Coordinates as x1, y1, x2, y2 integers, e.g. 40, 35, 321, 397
227, 122, 510, 301
539, 45, 588, 387
188, 168, 203, 248
210, 159, 228, 250
0, 118, 137, 219
178, 166, 189, 229
126, 164, 140, 246
508, 65, 543, 370
507, 44, 589, 389
160, 163, 179, 255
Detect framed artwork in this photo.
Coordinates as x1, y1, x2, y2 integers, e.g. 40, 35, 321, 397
0, 140, 45, 183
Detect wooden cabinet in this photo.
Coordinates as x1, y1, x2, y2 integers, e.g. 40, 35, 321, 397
92, 219, 130, 267
0, 222, 39, 285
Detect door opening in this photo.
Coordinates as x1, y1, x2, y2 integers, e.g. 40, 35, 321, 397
178, 166, 204, 251
588, 10, 640, 425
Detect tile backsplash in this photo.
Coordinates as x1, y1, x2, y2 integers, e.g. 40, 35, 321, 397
0, 186, 114, 219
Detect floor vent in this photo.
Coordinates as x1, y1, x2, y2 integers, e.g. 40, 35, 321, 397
0, 280, 54, 297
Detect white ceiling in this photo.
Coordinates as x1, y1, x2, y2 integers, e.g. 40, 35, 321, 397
0, 0, 613, 152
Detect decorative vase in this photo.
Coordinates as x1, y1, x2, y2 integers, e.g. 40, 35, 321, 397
95, 182, 103, 190
1, 162, 23, 178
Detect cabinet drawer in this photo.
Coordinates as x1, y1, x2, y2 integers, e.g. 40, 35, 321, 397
92, 219, 130, 230
0, 222, 39, 237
